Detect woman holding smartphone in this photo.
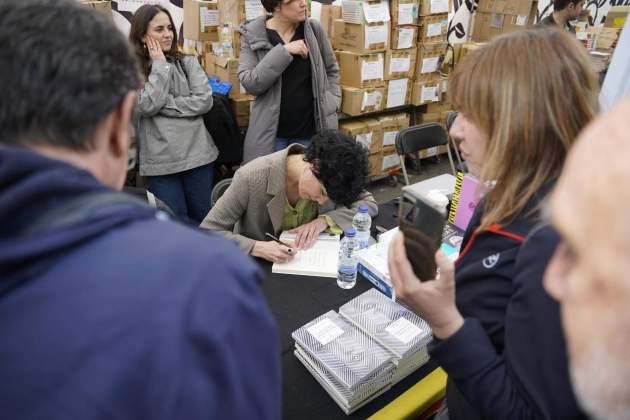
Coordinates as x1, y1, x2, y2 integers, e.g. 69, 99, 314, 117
389, 29, 598, 419
130, 5, 218, 223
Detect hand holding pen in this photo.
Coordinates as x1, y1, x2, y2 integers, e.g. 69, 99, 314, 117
250, 233, 296, 263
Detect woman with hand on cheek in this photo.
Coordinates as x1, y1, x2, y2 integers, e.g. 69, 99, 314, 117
130, 5, 218, 224
389, 29, 598, 420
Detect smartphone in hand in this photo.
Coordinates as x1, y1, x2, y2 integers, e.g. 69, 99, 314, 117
398, 191, 446, 281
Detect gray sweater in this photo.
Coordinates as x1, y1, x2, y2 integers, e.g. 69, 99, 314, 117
135, 56, 218, 176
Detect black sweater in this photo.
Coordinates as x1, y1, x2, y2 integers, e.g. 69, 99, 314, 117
428, 191, 586, 420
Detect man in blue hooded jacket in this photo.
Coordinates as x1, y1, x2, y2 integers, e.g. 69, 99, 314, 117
0, 1, 281, 419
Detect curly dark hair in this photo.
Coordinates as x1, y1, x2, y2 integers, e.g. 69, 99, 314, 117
303, 130, 369, 208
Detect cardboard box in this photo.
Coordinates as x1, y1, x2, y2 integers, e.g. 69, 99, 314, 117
476, 0, 534, 15
377, 112, 410, 151
341, 86, 387, 115
418, 144, 448, 158
81, 1, 113, 22
318, 4, 343, 38
419, 0, 451, 16
381, 150, 401, 171
411, 77, 442, 105
206, 55, 253, 99
418, 111, 441, 124
231, 97, 252, 127
333, 20, 390, 53
390, 25, 418, 49
414, 41, 446, 82
385, 78, 412, 108
385, 48, 416, 79
342, 0, 391, 25
338, 51, 386, 88
426, 101, 452, 113
339, 119, 383, 152
470, 10, 535, 42
368, 152, 383, 176
390, 0, 420, 26
218, 0, 265, 29
418, 14, 448, 42
184, 0, 220, 42
605, 5, 629, 28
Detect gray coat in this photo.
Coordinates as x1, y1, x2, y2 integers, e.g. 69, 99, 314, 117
200, 145, 378, 253
135, 56, 218, 176
238, 16, 341, 163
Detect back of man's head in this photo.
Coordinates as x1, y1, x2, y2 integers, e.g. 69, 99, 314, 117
553, 0, 582, 12
0, 0, 140, 151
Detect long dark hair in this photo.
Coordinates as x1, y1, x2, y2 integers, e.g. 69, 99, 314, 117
129, 4, 181, 77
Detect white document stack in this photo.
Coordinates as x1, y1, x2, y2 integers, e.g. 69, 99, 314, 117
292, 290, 433, 414
339, 289, 432, 384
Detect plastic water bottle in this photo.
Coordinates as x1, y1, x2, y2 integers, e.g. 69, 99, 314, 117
352, 204, 371, 249
337, 228, 358, 289
220, 23, 233, 58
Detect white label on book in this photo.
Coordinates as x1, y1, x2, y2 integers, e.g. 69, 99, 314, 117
360, 56, 384, 81
398, 3, 416, 25
515, 14, 528, 26
362, 1, 391, 23
307, 318, 345, 346
389, 56, 410, 73
421, 85, 439, 102
386, 317, 422, 344
356, 132, 373, 147
382, 153, 399, 170
421, 56, 440, 73
383, 130, 397, 146
361, 90, 381, 110
365, 24, 388, 48
396, 28, 415, 49
245, 0, 264, 20
430, 0, 450, 14
387, 79, 407, 108
426, 22, 443, 37
200, 8, 219, 28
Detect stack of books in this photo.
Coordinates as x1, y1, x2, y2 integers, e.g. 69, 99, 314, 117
292, 290, 433, 414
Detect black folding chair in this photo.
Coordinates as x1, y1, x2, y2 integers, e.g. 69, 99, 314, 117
394, 123, 457, 185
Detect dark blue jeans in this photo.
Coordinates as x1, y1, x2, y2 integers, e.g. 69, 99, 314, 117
146, 163, 213, 224
274, 137, 312, 152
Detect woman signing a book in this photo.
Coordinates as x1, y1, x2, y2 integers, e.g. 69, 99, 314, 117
388, 29, 598, 420
200, 131, 377, 263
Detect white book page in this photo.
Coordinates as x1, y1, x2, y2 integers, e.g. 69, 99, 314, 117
272, 232, 341, 278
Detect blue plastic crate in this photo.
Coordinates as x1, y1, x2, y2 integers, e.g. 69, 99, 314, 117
208, 76, 231, 96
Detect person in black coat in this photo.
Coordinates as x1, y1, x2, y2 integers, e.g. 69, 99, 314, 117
388, 28, 599, 420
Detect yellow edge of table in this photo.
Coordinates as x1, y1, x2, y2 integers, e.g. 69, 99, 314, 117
368, 367, 447, 420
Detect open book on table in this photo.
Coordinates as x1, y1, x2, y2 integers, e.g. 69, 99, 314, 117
272, 231, 341, 278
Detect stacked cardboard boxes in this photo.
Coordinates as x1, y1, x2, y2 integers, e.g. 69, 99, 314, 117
471, 0, 538, 42
81, 0, 113, 21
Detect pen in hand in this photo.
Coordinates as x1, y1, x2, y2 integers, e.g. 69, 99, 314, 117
265, 233, 294, 253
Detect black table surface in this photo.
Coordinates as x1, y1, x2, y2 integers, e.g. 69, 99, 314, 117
258, 199, 436, 419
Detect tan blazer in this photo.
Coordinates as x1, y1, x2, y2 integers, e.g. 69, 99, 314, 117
200, 145, 378, 253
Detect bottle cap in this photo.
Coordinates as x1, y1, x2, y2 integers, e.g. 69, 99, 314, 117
358, 204, 369, 213
344, 228, 356, 237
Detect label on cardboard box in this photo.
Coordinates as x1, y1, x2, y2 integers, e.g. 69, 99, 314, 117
426, 22, 443, 37
390, 56, 411, 73
421, 85, 439, 102
490, 13, 504, 28
397, 27, 415, 49
363, 1, 391, 22
398, 3, 417, 24
383, 130, 398, 146
425, 146, 439, 157
200, 7, 220, 29
387, 78, 408, 108
356, 132, 373, 148
342, 1, 364, 23
361, 90, 382, 110
361, 56, 384, 81
515, 14, 528, 26
382, 153, 399, 170
245, 0, 264, 20
421, 56, 440, 73
365, 24, 388, 48
430, 0, 449, 14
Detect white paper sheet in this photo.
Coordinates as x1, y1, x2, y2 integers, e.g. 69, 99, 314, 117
200, 8, 219, 28
360, 55, 384, 81
356, 132, 374, 148
382, 153, 400, 170
385, 317, 423, 344
386, 79, 408, 108
245, 0, 264, 20
365, 24, 388, 48
383, 131, 397, 146
397, 3, 416, 25
420, 56, 440, 73
421, 85, 439, 102
308, 318, 345, 346
396, 27, 415, 49
361, 90, 382, 110
342, 0, 364, 24
515, 14, 528, 26
272, 232, 341, 278
426, 22, 443, 37
389, 56, 411, 73
430, 0, 449, 14
362, 1, 391, 23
